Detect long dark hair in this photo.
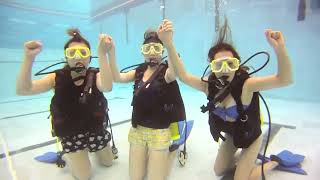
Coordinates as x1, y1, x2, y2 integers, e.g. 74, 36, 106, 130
208, 17, 249, 72
208, 17, 240, 61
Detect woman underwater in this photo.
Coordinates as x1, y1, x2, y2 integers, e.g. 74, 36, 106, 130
16, 29, 115, 180
108, 29, 186, 180
157, 19, 293, 180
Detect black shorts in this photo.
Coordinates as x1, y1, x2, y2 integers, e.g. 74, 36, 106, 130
60, 129, 111, 153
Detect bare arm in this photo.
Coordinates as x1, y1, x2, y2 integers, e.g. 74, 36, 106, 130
164, 56, 177, 83
158, 22, 177, 84
166, 42, 208, 93
96, 34, 113, 92
158, 20, 208, 94
96, 57, 113, 92
243, 30, 293, 93
16, 41, 55, 95
108, 44, 136, 83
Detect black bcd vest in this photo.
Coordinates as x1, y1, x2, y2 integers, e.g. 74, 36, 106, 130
206, 69, 262, 148
50, 67, 109, 137
131, 63, 186, 129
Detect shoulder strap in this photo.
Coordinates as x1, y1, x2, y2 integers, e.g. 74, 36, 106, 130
134, 64, 166, 96
231, 70, 250, 121
79, 68, 97, 104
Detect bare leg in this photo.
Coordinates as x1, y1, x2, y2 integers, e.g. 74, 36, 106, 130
95, 143, 113, 167
214, 134, 238, 176
129, 144, 148, 180
166, 150, 177, 177
148, 149, 169, 180
66, 149, 91, 180
249, 161, 279, 180
234, 135, 275, 180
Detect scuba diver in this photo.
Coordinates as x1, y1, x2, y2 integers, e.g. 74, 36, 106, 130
16, 28, 115, 180
108, 29, 187, 180
158, 19, 293, 180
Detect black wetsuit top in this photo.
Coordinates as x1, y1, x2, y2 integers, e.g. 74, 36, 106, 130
131, 63, 186, 129
50, 67, 109, 137
207, 69, 262, 148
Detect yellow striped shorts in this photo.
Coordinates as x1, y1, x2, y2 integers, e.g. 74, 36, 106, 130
128, 125, 171, 150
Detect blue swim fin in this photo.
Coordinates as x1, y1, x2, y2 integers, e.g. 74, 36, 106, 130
169, 120, 194, 152
173, 120, 194, 146
257, 152, 307, 175
34, 152, 59, 163
270, 150, 305, 167
276, 164, 307, 175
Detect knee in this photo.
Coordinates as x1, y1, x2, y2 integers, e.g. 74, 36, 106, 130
72, 168, 92, 180
213, 162, 226, 176
99, 157, 113, 167
96, 146, 113, 167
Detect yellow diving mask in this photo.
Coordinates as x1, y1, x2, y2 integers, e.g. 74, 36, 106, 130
210, 57, 240, 73
141, 43, 163, 55
65, 47, 91, 59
